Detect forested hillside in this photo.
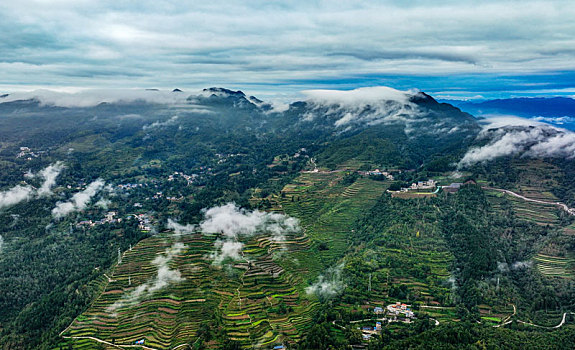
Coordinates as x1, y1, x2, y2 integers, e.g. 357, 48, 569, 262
0, 88, 573, 349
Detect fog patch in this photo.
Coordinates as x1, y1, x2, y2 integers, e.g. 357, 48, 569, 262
0, 162, 64, 209
511, 261, 532, 270
107, 242, 186, 315
143, 115, 179, 130
167, 219, 196, 235
0, 89, 193, 107
0, 185, 34, 209
37, 162, 65, 196
52, 179, 105, 219
306, 263, 346, 299
199, 203, 300, 265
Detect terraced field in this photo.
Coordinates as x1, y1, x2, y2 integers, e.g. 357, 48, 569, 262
485, 190, 560, 226
374, 224, 453, 307
62, 171, 389, 349
534, 253, 574, 278
485, 187, 575, 281
61, 228, 318, 349
277, 172, 388, 273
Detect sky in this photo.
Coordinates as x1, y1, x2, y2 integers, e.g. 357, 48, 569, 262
1, 0, 575, 101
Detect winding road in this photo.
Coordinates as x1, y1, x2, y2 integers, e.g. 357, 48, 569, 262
517, 312, 575, 329
482, 186, 575, 216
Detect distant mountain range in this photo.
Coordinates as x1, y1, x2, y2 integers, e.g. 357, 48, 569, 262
446, 97, 575, 130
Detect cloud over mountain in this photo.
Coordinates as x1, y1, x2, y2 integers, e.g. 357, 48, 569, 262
459, 116, 575, 166
301, 87, 419, 128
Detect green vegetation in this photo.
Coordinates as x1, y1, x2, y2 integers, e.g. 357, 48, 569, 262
0, 94, 574, 349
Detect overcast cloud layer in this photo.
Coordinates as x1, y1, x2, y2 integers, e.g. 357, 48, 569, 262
0, 1, 574, 99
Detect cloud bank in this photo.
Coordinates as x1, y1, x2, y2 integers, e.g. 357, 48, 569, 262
52, 179, 105, 219
107, 242, 186, 313
306, 263, 346, 299
302, 86, 421, 128
532, 116, 575, 125
198, 203, 300, 265
0, 162, 64, 209
459, 116, 575, 167
0, 89, 192, 108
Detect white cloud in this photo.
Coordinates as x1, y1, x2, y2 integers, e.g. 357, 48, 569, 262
52, 179, 105, 218
301, 86, 421, 127
458, 116, 575, 167
0, 185, 34, 209
143, 115, 179, 130
167, 218, 196, 235
199, 203, 300, 264
303, 86, 414, 106
0, 162, 65, 210
107, 242, 185, 313
1, 89, 192, 107
37, 161, 65, 196
306, 263, 345, 299
532, 116, 575, 125
0, 1, 574, 97
211, 239, 244, 265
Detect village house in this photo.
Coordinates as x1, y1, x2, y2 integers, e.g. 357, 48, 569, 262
387, 302, 415, 319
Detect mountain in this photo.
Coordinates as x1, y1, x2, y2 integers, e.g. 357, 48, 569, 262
279, 87, 480, 169
0, 87, 574, 349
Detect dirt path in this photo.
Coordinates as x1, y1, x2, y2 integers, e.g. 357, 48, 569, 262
517, 312, 574, 329
494, 304, 516, 328
483, 187, 575, 216
493, 304, 573, 330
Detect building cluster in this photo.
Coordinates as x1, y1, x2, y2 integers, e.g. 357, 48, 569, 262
360, 302, 417, 340
358, 169, 394, 180
16, 146, 42, 160
395, 179, 438, 193
361, 322, 382, 340
409, 179, 437, 190
167, 171, 198, 185
133, 213, 153, 231
117, 183, 146, 190
386, 302, 415, 319
77, 211, 122, 228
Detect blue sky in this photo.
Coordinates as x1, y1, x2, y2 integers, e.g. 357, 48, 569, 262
1, 0, 575, 101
